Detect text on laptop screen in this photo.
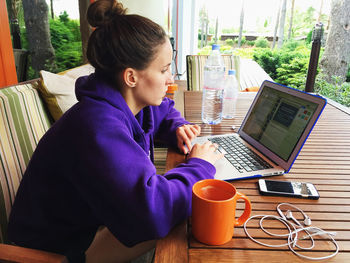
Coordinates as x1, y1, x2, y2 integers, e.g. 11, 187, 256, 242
242, 86, 319, 161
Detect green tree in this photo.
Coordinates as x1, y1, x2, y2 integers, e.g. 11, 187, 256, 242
277, 0, 287, 48
319, 0, 350, 84
199, 5, 209, 48
79, 0, 92, 63
49, 13, 82, 72
6, 0, 22, 48
22, 0, 56, 76
238, 0, 245, 47
272, 0, 281, 49
288, 0, 295, 39
289, 7, 316, 37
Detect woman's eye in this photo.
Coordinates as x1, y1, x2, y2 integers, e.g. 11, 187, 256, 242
162, 66, 171, 73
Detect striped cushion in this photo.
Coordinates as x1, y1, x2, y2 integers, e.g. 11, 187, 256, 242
153, 148, 167, 175
0, 83, 52, 243
186, 55, 241, 91
186, 55, 273, 91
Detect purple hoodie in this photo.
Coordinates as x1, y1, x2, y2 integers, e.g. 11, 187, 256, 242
8, 74, 215, 255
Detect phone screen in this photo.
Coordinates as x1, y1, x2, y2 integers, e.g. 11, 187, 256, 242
265, 180, 312, 195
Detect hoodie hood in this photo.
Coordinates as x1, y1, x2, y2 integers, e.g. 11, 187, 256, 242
75, 74, 124, 109
75, 74, 155, 147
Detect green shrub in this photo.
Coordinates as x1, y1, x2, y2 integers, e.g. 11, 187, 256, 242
246, 40, 255, 46
220, 45, 234, 54
315, 74, 350, 107
275, 56, 309, 90
55, 42, 83, 72
208, 40, 216, 46
252, 48, 280, 79
253, 45, 310, 86
20, 26, 28, 50
49, 14, 83, 73
306, 29, 313, 44
198, 32, 208, 41
50, 19, 75, 50
283, 39, 303, 51
233, 48, 254, 59
240, 36, 246, 46
197, 45, 212, 55
255, 37, 269, 48
225, 39, 234, 47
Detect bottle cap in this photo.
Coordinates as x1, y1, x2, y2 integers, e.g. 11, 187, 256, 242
228, 69, 236, 75
212, 44, 220, 51
167, 83, 178, 93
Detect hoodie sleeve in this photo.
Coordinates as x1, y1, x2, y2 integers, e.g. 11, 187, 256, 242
72, 109, 215, 247
153, 98, 190, 148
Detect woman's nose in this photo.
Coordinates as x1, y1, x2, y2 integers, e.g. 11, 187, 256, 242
167, 75, 175, 85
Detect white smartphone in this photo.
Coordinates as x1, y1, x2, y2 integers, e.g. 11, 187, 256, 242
258, 179, 320, 199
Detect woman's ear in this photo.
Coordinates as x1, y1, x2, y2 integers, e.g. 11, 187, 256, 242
123, 68, 137, 88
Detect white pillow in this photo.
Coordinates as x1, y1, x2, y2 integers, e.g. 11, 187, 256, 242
38, 64, 95, 121
39, 70, 78, 121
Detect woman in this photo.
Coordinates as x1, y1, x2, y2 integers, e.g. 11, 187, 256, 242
8, 0, 223, 262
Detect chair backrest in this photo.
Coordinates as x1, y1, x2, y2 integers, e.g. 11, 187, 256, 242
0, 82, 52, 243
186, 55, 241, 91
186, 55, 273, 91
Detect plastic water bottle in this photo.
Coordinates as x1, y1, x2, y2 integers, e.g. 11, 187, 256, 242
223, 69, 239, 119
201, 44, 225, 124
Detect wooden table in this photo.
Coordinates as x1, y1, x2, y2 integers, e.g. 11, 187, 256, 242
154, 91, 350, 263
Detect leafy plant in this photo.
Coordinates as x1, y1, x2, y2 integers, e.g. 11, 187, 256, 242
220, 45, 234, 54
240, 36, 246, 46
49, 14, 83, 73
255, 37, 269, 48
197, 45, 212, 55
233, 48, 254, 59
252, 42, 310, 85
252, 48, 280, 79
315, 74, 350, 107
225, 39, 234, 47
283, 40, 303, 51
246, 40, 255, 47
275, 56, 309, 90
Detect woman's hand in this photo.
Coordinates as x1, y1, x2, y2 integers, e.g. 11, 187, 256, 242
188, 141, 224, 165
176, 124, 201, 154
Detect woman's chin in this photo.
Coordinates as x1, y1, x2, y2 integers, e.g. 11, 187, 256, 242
150, 98, 164, 106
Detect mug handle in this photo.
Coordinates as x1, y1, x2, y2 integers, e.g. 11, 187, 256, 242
234, 192, 252, 226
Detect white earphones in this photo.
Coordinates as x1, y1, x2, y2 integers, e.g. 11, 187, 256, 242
277, 203, 312, 226
244, 202, 339, 261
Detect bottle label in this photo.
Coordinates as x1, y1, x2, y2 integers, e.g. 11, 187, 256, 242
203, 86, 224, 91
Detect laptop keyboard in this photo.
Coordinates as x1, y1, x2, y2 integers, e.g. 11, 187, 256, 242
208, 135, 273, 173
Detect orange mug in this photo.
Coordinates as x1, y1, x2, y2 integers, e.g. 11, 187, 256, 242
192, 179, 252, 245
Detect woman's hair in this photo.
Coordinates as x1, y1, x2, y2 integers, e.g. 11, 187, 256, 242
87, 0, 168, 85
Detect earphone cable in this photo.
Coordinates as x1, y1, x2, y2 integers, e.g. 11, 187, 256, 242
243, 203, 339, 260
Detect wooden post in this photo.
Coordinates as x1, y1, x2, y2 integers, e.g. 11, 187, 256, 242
305, 23, 323, 93
0, 0, 18, 88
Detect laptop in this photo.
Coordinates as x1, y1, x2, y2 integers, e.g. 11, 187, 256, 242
192, 80, 327, 181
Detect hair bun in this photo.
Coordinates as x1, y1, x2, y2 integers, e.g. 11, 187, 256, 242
87, 0, 127, 28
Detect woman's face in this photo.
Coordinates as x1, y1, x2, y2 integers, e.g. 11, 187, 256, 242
133, 39, 174, 108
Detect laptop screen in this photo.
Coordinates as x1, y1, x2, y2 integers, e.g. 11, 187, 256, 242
242, 86, 319, 161
239, 81, 326, 171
